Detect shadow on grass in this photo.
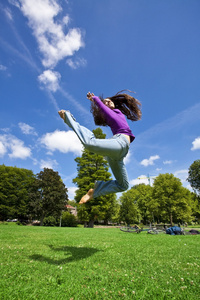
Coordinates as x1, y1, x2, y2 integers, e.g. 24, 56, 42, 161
29, 245, 102, 265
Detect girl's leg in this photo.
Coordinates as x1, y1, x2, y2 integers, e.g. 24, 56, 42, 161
64, 111, 95, 145
93, 157, 129, 198
64, 111, 130, 201
64, 111, 129, 159
80, 157, 129, 203
80, 139, 130, 202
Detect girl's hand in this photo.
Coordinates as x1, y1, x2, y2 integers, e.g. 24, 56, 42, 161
87, 92, 94, 101
58, 110, 66, 120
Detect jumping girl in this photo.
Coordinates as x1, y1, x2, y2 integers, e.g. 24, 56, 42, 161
58, 91, 141, 204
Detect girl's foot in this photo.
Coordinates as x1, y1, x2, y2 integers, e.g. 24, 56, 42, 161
79, 189, 94, 204
58, 110, 66, 120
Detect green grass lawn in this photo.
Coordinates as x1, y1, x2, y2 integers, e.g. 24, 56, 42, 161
0, 224, 199, 300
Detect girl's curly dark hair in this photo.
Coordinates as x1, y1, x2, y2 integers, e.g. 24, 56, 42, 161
90, 90, 142, 126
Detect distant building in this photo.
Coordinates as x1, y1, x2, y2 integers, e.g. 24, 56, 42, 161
66, 205, 77, 217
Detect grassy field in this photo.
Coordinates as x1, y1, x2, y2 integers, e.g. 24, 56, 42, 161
0, 224, 199, 300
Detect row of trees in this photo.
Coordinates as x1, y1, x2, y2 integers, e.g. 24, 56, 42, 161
72, 129, 200, 227
0, 165, 68, 225
119, 174, 199, 225
0, 127, 199, 227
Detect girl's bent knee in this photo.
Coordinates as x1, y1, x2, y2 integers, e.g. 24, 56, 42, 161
119, 181, 129, 192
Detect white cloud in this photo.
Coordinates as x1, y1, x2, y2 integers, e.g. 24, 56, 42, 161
174, 169, 188, 185
0, 128, 10, 133
32, 157, 38, 165
66, 57, 87, 69
67, 186, 78, 200
19, 122, 37, 136
63, 15, 70, 25
124, 151, 131, 164
9, 139, 32, 159
38, 69, 61, 92
40, 159, 58, 169
0, 64, 7, 71
130, 175, 148, 186
8, 0, 21, 9
163, 160, 173, 165
140, 155, 160, 167
191, 137, 200, 151
3, 7, 13, 21
0, 141, 7, 157
40, 130, 83, 155
16, 0, 84, 68
0, 134, 32, 159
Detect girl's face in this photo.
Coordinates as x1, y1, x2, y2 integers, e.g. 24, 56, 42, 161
103, 98, 115, 109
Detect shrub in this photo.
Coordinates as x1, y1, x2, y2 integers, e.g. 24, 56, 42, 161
43, 216, 58, 227
61, 211, 77, 227
16, 221, 22, 226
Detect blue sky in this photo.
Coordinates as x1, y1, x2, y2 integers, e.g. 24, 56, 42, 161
0, 0, 200, 199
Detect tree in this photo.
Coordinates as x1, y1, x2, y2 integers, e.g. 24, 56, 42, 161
29, 168, 68, 226
187, 160, 200, 195
132, 184, 153, 224
73, 128, 117, 227
152, 173, 193, 225
61, 211, 77, 227
190, 192, 200, 223
0, 165, 35, 221
119, 184, 154, 225
119, 188, 141, 225
110, 201, 121, 224
174, 187, 193, 223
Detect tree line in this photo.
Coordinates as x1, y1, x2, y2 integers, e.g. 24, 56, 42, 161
119, 174, 199, 226
0, 165, 68, 226
0, 128, 199, 227
71, 128, 200, 227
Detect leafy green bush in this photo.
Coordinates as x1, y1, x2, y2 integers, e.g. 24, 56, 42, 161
0, 221, 9, 225
16, 221, 22, 226
61, 211, 77, 227
43, 216, 58, 227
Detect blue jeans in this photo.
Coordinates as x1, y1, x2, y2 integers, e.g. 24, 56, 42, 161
64, 111, 130, 198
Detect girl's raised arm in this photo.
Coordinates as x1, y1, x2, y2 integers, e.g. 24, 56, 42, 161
87, 92, 94, 102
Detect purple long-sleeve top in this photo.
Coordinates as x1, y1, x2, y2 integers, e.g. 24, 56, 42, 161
92, 96, 135, 143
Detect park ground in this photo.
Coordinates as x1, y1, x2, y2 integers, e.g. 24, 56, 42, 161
0, 223, 199, 300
